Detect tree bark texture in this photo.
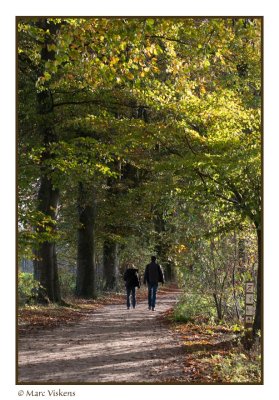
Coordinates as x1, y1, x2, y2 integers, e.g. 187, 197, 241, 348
34, 176, 61, 302
33, 19, 61, 302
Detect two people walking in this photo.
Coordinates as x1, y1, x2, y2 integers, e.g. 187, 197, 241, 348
124, 256, 164, 311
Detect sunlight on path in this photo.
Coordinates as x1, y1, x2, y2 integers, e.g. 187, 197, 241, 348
18, 290, 185, 383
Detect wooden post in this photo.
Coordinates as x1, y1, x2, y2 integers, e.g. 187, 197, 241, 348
245, 282, 254, 325
244, 281, 254, 349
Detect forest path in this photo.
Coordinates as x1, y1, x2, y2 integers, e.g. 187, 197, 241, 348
18, 289, 186, 383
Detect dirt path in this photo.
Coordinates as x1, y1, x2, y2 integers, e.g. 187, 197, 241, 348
18, 289, 186, 383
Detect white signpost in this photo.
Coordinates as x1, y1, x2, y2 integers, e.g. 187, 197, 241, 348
245, 282, 254, 327
246, 293, 254, 304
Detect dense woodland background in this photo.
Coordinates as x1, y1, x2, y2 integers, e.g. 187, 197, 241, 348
17, 17, 261, 341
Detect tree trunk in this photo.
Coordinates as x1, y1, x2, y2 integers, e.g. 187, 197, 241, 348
34, 176, 61, 302
32, 19, 62, 303
213, 293, 223, 321
76, 183, 97, 298
103, 240, 119, 290
253, 228, 262, 335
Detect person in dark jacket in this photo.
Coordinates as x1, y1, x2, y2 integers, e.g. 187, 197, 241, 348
143, 256, 164, 311
123, 264, 140, 309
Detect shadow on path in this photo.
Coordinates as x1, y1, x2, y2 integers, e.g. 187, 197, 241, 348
18, 290, 185, 383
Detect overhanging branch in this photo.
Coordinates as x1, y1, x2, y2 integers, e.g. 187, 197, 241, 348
53, 99, 149, 110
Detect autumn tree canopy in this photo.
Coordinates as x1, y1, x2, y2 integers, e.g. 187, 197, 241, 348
18, 17, 261, 332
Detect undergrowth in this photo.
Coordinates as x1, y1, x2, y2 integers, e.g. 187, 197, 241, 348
167, 294, 262, 383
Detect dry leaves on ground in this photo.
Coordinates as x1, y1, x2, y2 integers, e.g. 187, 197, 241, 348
159, 310, 261, 384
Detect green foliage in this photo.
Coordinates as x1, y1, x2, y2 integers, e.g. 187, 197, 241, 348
211, 349, 261, 383
18, 272, 43, 305
17, 17, 261, 308
173, 210, 257, 322
173, 292, 216, 323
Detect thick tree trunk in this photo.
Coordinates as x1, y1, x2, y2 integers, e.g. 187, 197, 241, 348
34, 176, 61, 302
103, 240, 119, 290
253, 228, 262, 335
32, 19, 62, 303
76, 183, 97, 298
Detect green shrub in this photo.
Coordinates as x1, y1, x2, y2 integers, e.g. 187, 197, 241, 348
18, 272, 42, 305
173, 292, 216, 323
211, 350, 261, 383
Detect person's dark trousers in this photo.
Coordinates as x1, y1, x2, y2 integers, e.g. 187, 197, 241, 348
126, 286, 136, 308
148, 283, 158, 309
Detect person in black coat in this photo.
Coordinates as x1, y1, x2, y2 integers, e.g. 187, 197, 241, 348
143, 256, 164, 311
123, 264, 140, 309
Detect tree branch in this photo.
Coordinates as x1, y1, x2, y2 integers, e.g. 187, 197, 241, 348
194, 168, 242, 206
184, 132, 198, 155
146, 34, 191, 46
53, 99, 148, 110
